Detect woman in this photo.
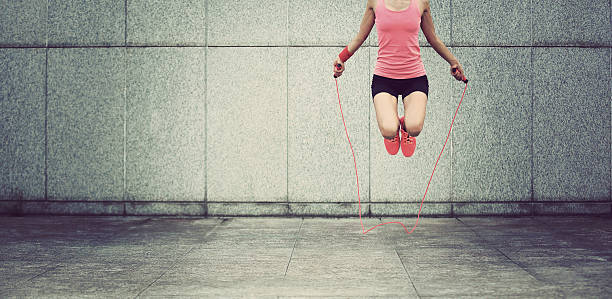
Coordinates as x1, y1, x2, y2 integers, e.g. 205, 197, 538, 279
333, 0, 466, 157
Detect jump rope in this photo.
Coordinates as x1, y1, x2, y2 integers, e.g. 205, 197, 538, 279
334, 64, 468, 235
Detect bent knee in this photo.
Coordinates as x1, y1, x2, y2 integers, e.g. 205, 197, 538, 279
405, 121, 424, 137
380, 121, 400, 139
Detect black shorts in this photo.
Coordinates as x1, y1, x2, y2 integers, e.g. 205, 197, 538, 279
371, 74, 429, 100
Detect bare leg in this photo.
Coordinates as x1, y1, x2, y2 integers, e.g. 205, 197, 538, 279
402, 91, 428, 136
373, 92, 400, 139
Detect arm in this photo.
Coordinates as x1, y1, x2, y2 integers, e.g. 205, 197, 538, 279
347, 0, 375, 54
420, 0, 466, 81
333, 0, 375, 78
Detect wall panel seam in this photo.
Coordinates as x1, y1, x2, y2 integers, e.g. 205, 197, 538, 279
124, 0, 128, 46
449, 0, 453, 46
286, 0, 290, 212
204, 0, 209, 216
530, 0, 535, 215
122, 0, 128, 213
123, 46, 127, 214
530, 46, 535, 214
44, 0, 49, 202
45, 0, 49, 48
368, 39, 372, 217
44, 49, 49, 201
449, 46, 453, 207
449, 0, 454, 207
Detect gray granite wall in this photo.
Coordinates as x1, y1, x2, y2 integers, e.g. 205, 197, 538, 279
1, 0, 610, 216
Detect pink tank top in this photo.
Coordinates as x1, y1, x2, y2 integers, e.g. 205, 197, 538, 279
374, 0, 426, 79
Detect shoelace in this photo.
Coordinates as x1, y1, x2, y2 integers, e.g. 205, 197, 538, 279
401, 133, 412, 144
387, 130, 399, 142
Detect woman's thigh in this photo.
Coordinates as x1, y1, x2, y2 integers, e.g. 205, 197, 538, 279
402, 91, 428, 130
373, 92, 400, 133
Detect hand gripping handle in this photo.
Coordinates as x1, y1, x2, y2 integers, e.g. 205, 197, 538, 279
452, 67, 468, 83
333, 64, 342, 78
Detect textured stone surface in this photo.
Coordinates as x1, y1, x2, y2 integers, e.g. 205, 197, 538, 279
288, 203, 368, 217
370, 202, 452, 216
288, 47, 369, 203
125, 202, 206, 216
47, 48, 125, 201
452, 47, 532, 202
0, 216, 218, 296
126, 47, 206, 201
0, 49, 46, 200
533, 0, 611, 46
127, 0, 206, 46
143, 248, 293, 297
206, 47, 287, 202
377, 217, 480, 249
0, 201, 22, 215
452, 0, 531, 46
0, 0, 47, 46
453, 203, 533, 216
48, 0, 125, 46
534, 203, 611, 215
419, 0, 451, 46
22, 201, 124, 215
285, 249, 418, 297
1, 216, 612, 297
533, 48, 610, 201
1, 0, 611, 216
295, 217, 388, 249
369, 0, 451, 47
288, 0, 374, 46
208, 0, 287, 46
3, 201, 607, 217
200, 217, 301, 250
369, 47, 453, 203
207, 203, 289, 216
460, 216, 612, 295
397, 247, 556, 297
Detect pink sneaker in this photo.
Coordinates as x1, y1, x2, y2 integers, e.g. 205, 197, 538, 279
383, 127, 400, 155
399, 116, 416, 157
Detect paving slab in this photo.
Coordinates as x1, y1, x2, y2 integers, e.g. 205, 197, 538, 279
1, 216, 611, 297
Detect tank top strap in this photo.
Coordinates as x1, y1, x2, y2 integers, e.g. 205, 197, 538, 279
411, 0, 421, 17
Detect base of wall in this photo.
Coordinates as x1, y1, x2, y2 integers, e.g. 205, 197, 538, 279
0, 201, 610, 217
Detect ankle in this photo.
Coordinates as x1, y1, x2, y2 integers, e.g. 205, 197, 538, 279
384, 135, 396, 140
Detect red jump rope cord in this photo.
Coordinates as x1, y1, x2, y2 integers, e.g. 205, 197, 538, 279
335, 77, 468, 235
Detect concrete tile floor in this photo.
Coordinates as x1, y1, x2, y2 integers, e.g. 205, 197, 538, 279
0, 216, 611, 298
